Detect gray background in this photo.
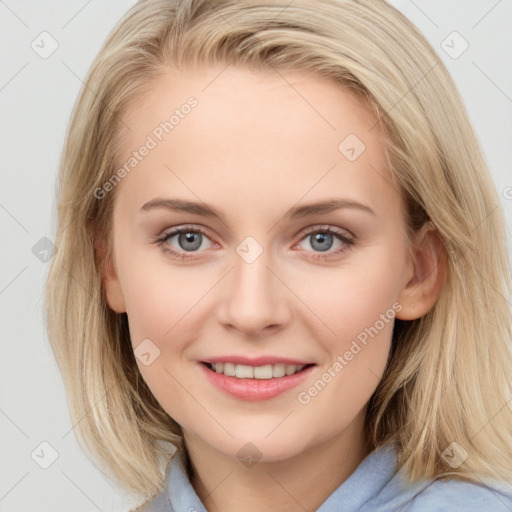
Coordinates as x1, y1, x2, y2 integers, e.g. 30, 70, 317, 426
1, 1, 511, 511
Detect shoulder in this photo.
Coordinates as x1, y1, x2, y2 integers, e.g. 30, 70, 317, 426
402, 478, 512, 512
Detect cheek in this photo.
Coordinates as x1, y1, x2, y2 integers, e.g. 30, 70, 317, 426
296, 332, 391, 435
294, 266, 397, 423
290, 251, 403, 346
120, 264, 208, 428
289, 249, 401, 408
120, 251, 213, 345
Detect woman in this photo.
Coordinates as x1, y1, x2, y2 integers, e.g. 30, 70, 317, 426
45, 1, 512, 510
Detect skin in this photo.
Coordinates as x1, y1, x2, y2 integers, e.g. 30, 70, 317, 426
99, 64, 444, 512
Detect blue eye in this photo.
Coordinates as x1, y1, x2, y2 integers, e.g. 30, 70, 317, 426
297, 227, 355, 258
308, 231, 335, 251
156, 225, 355, 260
157, 226, 214, 258
170, 230, 204, 251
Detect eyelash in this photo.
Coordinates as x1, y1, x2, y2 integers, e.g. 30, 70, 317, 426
155, 224, 355, 261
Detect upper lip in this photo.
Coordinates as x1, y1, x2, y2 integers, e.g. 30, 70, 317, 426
202, 356, 314, 366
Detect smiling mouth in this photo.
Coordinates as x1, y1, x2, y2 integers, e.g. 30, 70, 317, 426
202, 361, 315, 379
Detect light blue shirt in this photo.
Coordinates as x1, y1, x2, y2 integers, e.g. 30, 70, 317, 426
135, 442, 512, 511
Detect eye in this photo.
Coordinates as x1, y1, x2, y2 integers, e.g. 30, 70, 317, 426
156, 224, 355, 261
156, 225, 215, 259
296, 226, 355, 259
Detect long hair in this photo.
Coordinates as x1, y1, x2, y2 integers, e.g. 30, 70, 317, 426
45, 0, 512, 501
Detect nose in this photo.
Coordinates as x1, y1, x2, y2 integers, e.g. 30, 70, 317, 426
217, 247, 291, 337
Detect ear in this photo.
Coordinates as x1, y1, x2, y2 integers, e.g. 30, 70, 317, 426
396, 221, 446, 321
95, 233, 127, 314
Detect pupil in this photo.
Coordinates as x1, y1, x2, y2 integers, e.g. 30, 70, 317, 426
312, 232, 332, 252
179, 231, 202, 251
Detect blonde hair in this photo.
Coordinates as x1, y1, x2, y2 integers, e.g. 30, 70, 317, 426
45, 0, 512, 503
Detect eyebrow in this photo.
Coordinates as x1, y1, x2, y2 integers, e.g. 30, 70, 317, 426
139, 197, 376, 220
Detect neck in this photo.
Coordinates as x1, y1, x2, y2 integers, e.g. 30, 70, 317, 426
183, 411, 371, 512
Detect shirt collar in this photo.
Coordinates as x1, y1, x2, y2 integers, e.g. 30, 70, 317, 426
317, 442, 431, 511
161, 442, 431, 512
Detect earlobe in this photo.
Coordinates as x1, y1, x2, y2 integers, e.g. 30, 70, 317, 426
396, 222, 446, 321
95, 234, 127, 314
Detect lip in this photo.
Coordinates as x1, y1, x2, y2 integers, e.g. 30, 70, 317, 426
202, 355, 314, 366
199, 361, 316, 401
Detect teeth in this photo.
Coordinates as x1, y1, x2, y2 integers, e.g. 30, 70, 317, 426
236, 364, 254, 379
210, 362, 306, 379
253, 365, 272, 379
285, 365, 297, 375
272, 364, 286, 378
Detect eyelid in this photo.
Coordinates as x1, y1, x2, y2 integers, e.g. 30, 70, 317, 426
299, 224, 355, 242
157, 224, 218, 248
158, 224, 216, 241
157, 223, 354, 243
156, 223, 356, 259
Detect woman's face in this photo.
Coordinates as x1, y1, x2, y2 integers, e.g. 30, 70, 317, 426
102, 64, 418, 463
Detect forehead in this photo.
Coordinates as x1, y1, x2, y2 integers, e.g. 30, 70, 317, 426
114, 64, 398, 219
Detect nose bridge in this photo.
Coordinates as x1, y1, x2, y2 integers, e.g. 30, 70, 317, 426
218, 237, 289, 333
235, 246, 273, 299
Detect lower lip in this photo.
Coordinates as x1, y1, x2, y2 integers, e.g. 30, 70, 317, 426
199, 363, 315, 401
